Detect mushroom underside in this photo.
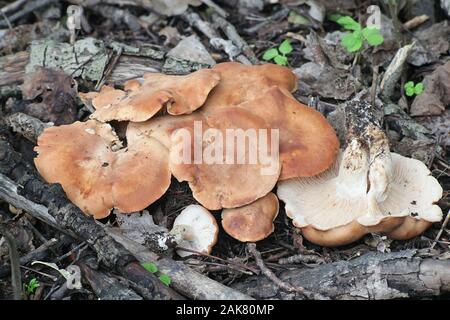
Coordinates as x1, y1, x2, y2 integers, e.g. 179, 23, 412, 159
277, 152, 443, 246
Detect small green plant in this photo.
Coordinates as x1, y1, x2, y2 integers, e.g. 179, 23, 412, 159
141, 262, 171, 286
262, 39, 293, 66
335, 16, 384, 52
404, 81, 424, 97
24, 278, 40, 295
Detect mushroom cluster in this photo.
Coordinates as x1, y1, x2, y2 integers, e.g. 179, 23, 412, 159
277, 97, 443, 246
34, 62, 443, 251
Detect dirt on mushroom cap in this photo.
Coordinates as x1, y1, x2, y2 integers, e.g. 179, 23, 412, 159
34, 120, 171, 218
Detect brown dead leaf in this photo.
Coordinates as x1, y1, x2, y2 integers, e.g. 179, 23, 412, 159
411, 61, 450, 116
21, 67, 78, 125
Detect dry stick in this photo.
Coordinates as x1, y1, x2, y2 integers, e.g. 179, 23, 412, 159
0, 0, 56, 28
370, 65, 379, 108
95, 45, 123, 91
211, 13, 259, 64
201, 0, 228, 18
176, 246, 259, 274
0, 0, 28, 15
402, 15, 429, 30
0, 224, 22, 299
0, 237, 58, 278
247, 243, 328, 300
431, 209, 450, 250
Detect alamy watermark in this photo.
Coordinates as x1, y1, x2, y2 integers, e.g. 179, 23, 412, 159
171, 121, 280, 176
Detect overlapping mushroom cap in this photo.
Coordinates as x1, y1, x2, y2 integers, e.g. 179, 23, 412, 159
202, 61, 298, 110
221, 192, 279, 242
204, 86, 340, 179
34, 120, 171, 218
168, 107, 281, 210
85, 69, 220, 122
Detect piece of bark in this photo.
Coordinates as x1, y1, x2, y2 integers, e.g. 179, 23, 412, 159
0, 51, 29, 95
232, 250, 450, 299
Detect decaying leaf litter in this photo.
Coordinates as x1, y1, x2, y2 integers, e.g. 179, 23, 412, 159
0, 0, 449, 300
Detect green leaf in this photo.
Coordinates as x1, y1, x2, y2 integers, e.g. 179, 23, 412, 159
362, 27, 384, 46
262, 48, 279, 61
141, 262, 158, 273
414, 82, 424, 95
336, 16, 361, 31
341, 31, 363, 52
288, 11, 310, 25
404, 81, 414, 90
278, 40, 293, 55
25, 278, 40, 295
159, 274, 171, 286
405, 86, 415, 97
273, 55, 288, 66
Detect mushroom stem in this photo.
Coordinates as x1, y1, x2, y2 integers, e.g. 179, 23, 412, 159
343, 96, 393, 218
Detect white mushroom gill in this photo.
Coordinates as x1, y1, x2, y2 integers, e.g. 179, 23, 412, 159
277, 140, 442, 232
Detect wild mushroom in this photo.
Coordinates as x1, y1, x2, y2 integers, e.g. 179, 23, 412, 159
221, 192, 279, 242
277, 96, 443, 246
128, 106, 281, 210
170, 204, 218, 257
204, 86, 340, 180
84, 68, 220, 122
169, 106, 281, 210
202, 61, 298, 111
34, 120, 171, 218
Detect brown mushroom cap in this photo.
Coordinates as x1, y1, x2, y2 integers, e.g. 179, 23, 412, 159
168, 107, 281, 210
88, 69, 220, 122
202, 62, 298, 111
205, 86, 339, 180
221, 192, 279, 242
34, 120, 171, 218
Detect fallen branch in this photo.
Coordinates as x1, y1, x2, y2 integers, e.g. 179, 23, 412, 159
233, 250, 450, 299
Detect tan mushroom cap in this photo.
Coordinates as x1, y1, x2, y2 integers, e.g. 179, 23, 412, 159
88, 69, 220, 122
277, 151, 443, 247
205, 86, 339, 180
127, 112, 205, 149
169, 107, 281, 210
221, 192, 279, 242
34, 120, 171, 219
202, 61, 298, 111
171, 204, 219, 257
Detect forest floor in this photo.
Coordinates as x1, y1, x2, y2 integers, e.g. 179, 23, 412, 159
0, 0, 449, 300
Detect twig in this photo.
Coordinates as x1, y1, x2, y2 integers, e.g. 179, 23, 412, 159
211, 13, 259, 64
176, 246, 259, 274
201, 0, 228, 18
431, 210, 450, 249
0, 0, 56, 28
247, 243, 328, 300
0, 238, 58, 278
370, 64, 379, 107
0, 223, 22, 299
96, 46, 123, 90
403, 15, 429, 30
